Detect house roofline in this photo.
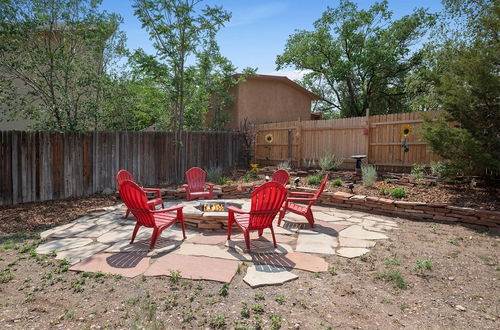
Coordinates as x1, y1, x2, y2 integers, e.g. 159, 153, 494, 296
232, 73, 321, 100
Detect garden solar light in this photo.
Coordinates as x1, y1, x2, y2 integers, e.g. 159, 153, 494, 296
265, 175, 270, 182
347, 182, 354, 193
294, 177, 300, 187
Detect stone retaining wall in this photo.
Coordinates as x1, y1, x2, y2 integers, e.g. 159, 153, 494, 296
156, 184, 500, 230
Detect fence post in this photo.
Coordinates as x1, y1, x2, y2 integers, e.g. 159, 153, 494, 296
296, 120, 302, 167
365, 108, 370, 164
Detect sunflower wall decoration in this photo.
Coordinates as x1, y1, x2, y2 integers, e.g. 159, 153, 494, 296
401, 124, 412, 138
265, 133, 273, 143
400, 124, 412, 152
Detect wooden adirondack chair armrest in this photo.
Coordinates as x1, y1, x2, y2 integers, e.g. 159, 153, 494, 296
143, 188, 162, 199
286, 197, 317, 203
289, 191, 315, 197
227, 206, 249, 214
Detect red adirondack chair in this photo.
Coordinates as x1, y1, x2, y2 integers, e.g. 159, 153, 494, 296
116, 170, 164, 219
272, 169, 290, 186
278, 174, 328, 227
227, 182, 287, 251
118, 180, 186, 249
183, 167, 214, 201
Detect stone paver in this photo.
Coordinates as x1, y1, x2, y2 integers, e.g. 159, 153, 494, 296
36, 237, 93, 254
97, 225, 151, 244
187, 231, 228, 245
336, 247, 370, 258
75, 223, 120, 238
252, 252, 328, 272
104, 238, 180, 254
338, 237, 376, 248
226, 240, 293, 254
295, 231, 337, 255
174, 243, 251, 261
56, 243, 109, 265
40, 223, 76, 239
144, 254, 240, 283
37, 198, 398, 286
243, 265, 298, 288
339, 225, 388, 240
70, 252, 151, 278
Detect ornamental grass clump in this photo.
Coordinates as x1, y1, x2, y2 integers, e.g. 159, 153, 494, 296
361, 164, 377, 187
332, 178, 343, 186
318, 154, 344, 172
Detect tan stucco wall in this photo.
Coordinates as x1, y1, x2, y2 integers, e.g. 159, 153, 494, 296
226, 79, 313, 129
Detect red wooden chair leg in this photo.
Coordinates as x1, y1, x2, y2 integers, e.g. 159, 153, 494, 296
130, 222, 140, 244
306, 209, 315, 227
179, 213, 186, 239
227, 214, 234, 240
124, 209, 130, 219
269, 226, 277, 248
278, 208, 285, 226
258, 228, 264, 237
149, 228, 159, 249
243, 231, 251, 251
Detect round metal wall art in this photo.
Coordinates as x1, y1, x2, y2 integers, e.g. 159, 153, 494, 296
265, 133, 273, 143
401, 124, 412, 138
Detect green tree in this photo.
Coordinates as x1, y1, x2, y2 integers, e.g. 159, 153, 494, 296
0, 0, 126, 132
132, 0, 232, 131
276, 0, 436, 118
421, 0, 499, 178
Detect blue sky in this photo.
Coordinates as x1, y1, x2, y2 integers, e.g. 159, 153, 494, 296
101, 0, 444, 79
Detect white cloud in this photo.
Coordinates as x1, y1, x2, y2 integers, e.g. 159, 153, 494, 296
265, 70, 312, 81
228, 2, 288, 27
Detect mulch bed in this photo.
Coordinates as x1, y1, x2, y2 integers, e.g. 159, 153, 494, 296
0, 195, 117, 235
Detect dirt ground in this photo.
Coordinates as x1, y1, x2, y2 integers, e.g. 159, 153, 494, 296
0, 198, 498, 329
0, 195, 117, 235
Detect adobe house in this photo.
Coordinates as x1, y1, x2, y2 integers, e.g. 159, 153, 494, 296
220, 74, 320, 129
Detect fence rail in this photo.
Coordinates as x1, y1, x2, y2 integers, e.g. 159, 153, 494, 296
254, 111, 442, 172
0, 130, 245, 206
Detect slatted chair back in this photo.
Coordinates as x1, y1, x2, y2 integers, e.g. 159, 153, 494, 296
271, 169, 290, 186
118, 180, 155, 227
248, 182, 287, 230
185, 167, 207, 193
116, 169, 134, 186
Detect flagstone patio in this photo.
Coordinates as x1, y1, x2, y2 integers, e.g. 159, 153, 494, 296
36, 199, 398, 287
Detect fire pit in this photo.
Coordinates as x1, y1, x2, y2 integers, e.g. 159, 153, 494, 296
196, 201, 243, 213
171, 199, 249, 230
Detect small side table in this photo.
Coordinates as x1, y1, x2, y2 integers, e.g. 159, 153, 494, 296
351, 155, 367, 173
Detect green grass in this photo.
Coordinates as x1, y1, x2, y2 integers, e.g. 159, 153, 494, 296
254, 292, 265, 301
376, 269, 408, 289
169, 269, 181, 285
209, 315, 227, 328
415, 259, 434, 273
251, 303, 264, 314
384, 257, 401, 267
270, 314, 283, 330
275, 294, 285, 305
329, 266, 337, 276
218, 283, 229, 297
240, 302, 250, 318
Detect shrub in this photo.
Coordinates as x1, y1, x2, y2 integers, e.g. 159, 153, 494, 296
376, 182, 391, 195
332, 178, 343, 186
384, 178, 393, 184
390, 188, 406, 198
361, 164, 377, 187
410, 164, 425, 183
242, 172, 252, 183
307, 174, 322, 185
206, 166, 223, 184
318, 154, 344, 172
276, 160, 291, 170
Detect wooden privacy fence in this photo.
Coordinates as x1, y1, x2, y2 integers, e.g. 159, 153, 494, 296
254, 111, 442, 171
0, 130, 245, 206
